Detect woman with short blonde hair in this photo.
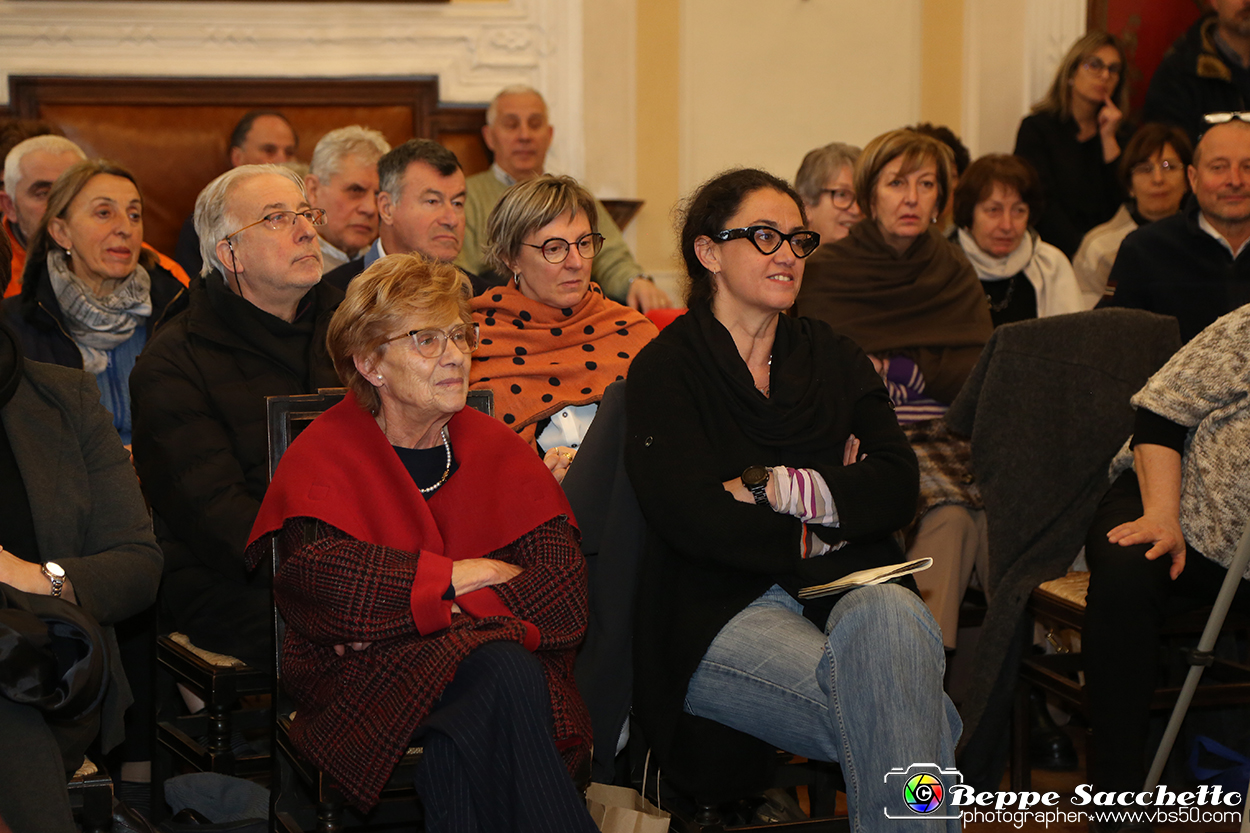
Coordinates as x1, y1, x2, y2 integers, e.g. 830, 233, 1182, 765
249, 251, 597, 830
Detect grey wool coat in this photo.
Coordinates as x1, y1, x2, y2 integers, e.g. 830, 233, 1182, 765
1, 346, 163, 752
945, 308, 1181, 790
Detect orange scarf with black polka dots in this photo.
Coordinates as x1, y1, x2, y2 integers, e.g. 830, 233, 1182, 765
469, 282, 658, 450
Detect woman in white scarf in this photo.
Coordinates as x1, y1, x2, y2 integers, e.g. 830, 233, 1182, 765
953, 154, 1085, 327
3, 159, 186, 446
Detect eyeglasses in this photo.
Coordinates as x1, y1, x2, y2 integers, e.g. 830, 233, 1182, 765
1081, 56, 1122, 77
1204, 111, 1250, 126
1130, 159, 1183, 177
712, 226, 821, 258
384, 323, 480, 359
224, 208, 327, 241
822, 188, 857, 210
522, 232, 605, 264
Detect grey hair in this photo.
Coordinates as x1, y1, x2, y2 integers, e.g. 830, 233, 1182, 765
3, 135, 86, 194
308, 125, 391, 182
485, 85, 546, 126
193, 164, 307, 278
794, 142, 862, 206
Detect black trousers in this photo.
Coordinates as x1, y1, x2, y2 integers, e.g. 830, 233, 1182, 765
0, 697, 99, 833
412, 641, 596, 833
1084, 471, 1250, 793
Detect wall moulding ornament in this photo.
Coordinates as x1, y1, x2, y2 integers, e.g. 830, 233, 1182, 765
0, 0, 584, 175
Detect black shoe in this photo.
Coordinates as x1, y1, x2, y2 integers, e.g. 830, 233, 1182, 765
111, 798, 160, 833
1029, 687, 1078, 770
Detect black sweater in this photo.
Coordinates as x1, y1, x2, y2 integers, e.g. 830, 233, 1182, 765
624, 303, 918, 783
130, 274, 342, 587
1104, 199, 1250, 342
1014, 111, 1126, 259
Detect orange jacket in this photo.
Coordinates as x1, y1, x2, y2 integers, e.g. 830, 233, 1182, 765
3, 219, 188, 297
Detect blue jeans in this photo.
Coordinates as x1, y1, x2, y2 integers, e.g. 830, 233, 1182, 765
684, 583, 962, 832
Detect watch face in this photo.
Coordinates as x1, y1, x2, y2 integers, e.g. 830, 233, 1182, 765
45, 562, 66, 578
743, 465, 769, 487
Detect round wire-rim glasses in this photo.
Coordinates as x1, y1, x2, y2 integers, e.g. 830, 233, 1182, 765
522, 232, 606, 264
713, 225, 821, 259
224, 208, 328, 241
383, 323, 481, 359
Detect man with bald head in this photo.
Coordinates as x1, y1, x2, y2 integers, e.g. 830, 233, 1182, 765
458, 85, 672, 311
1105, 115, 1250, 340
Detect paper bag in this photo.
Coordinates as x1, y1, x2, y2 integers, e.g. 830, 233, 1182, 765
585, 782, 671, 833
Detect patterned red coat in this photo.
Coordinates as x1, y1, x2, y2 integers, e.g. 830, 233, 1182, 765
246, 396, 590, 810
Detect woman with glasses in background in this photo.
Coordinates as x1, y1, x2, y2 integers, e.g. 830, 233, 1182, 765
626, 167, 959, 829
246, 254, 596, 828
1073, 122, 1193, 306
794, 141, 862, 245
468, 175, 657, 483
1014, 31, 1130, 258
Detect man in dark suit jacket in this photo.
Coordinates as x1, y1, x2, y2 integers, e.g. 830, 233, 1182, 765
324, 139, 487, 295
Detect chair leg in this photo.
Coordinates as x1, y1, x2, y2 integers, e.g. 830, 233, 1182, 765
315, 798, 345, 833
1011, 682, 1031, 791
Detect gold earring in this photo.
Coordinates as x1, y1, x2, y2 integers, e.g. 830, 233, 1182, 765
513, 273, 521, 287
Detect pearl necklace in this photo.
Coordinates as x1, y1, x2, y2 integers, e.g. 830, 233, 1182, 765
419, 428, 453, 494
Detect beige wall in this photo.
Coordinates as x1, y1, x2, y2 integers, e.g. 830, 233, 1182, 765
634, 0, 684, 278
624, 0, 935, 281
922, 0, 964, 129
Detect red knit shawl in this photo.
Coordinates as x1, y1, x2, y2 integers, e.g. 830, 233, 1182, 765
468, 281, 658, 448
248, 391, 576, 587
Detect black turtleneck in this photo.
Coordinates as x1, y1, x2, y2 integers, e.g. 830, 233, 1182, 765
205, 275, 317, 386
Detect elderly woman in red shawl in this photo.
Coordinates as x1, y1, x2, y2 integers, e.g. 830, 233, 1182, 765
468, 175, 657, 483
245, 254, 596, 831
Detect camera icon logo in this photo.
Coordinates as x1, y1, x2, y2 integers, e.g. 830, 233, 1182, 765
883, 763, 963, 820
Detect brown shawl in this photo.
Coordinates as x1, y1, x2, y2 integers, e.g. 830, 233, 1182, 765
795, 221, 993, 404
469, 282, 658, 449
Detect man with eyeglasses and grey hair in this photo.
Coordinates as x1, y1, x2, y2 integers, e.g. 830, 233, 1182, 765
129, 164, 342, 668
305, 125, 391, 274
458, 85, 673, 312
1105, 113, 1250, 342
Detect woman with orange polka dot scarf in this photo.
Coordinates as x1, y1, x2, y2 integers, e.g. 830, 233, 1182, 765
469, 175, 658, 482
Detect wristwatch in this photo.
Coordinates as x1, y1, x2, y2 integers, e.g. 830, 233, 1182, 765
42, 561, 66, 598
742, 465, 771, 506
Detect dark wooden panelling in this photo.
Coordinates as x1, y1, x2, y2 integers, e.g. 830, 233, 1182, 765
5, 76, 487, 256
